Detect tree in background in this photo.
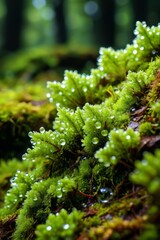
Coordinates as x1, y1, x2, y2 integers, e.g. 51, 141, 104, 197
53, 0, 68, 43
1, 0, 160, 53
2, 0, 25, 53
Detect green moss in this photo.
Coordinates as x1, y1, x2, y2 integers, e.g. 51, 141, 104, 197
0, 81, 56, 159
36, 209, 83, 240
1, 22, 160, 239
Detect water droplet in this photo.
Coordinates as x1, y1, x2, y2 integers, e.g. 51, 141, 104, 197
111, 156, 116, 163
98, 187, 113, 204
100, 199, 109, 204
83, 87, 87, 92
40, 127, 45, 133
101, 130, 108, 136
133, 50, 137, 55
142, 21, 147, 27
63, 224, 70, 230
104, 162, 110, 167
134, 29, 138, 35
11, 182, 18, 187
46, 93, 51, 98
28, 131, 32, 137
152, 50, 158, 56
71, 88, 75, 92
126, 135, 131, 140
61, 79, 66, 87
60, 139, 66, 146
100, 188, 108, 193
60, 126, 65, 131
57, 194, 62, 198
95, 122, 101, 129
46, 226, 52, 231
140, 36, 144, 40
92, 137, 99, 144
140, 46, 144, 51
130, 107, 136, 112
22, 155, 26, 161
49, 97, 53, 103
141, 160, 147, 166
59, 91, 62, 95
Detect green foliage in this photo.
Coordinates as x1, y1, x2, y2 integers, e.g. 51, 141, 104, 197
36, 209, 83, 240
138, 122, 154, 135
98, 47, 127, 83
113, 70, 150, 115
0, 80, 55, 159
131, 150, 160, 202
1, 22, 160, 239
82, 103, 110, 154
151, 100, 160, 118
127, 22, 160, 71
0, 171, 36, 217
47, 69, 111, 109
95, 128, 140, 167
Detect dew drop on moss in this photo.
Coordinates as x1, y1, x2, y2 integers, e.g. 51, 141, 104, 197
95, 122, 101, 129
133, 50, 137, 55
63, 224, 70, 230
92, 137, 99, 144
71, 88, 75, 92
28, 131, 32, 138
46, 226, 52, 231
101, 130, 108, 136
140, 46, 144, 51
22, 155, 26, 161
98, 187, 113, 204
111, 155, 116, 163
60, 139, 66, 146
40, 127, 45, 133
83, 87, 87, 92
46, 93, 51, 98
57, 194, 62, 198
126, 135, 131, 140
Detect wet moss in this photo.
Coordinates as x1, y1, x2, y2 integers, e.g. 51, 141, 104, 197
0, 22, 160, 239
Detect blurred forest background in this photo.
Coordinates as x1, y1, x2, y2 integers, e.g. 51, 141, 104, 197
0, 0, 160, 56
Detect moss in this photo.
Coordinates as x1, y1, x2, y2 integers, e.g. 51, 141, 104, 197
0, 22, 160, 239
0, 81, 56, 159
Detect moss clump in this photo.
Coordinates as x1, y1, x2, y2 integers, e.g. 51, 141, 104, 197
0, 22, 160, 239
0, 81, 56, 159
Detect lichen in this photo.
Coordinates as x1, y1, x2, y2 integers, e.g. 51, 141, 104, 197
0, 22, 160, 239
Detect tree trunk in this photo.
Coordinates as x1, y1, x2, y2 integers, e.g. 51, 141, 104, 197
3, 0, 25, 53
53, 0, 68, 43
